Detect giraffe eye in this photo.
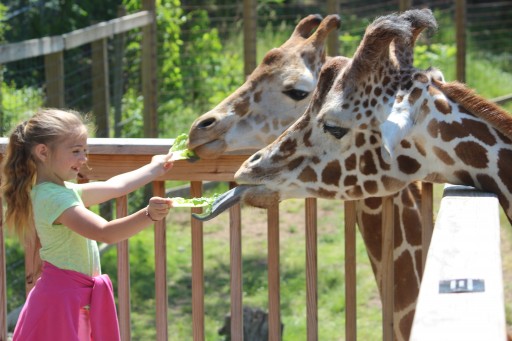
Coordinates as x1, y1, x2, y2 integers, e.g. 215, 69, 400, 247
323, 123, 349, 139
282, 89, 309, 101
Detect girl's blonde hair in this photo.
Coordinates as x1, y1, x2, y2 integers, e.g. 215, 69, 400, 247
1, 108, 92, 246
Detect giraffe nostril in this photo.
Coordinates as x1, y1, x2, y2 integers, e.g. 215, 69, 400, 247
249, 152, 262, 163
198, 117, 216, 129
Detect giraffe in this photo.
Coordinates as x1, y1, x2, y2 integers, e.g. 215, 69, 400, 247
188, 13, 426, 340
231, 7, 512, 335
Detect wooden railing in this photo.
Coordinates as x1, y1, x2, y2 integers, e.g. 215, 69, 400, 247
4, 139, 504, 341
411, 185, 506, 340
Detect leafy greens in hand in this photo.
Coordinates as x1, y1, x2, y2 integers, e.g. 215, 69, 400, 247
170, 133, 199, 161
170, 194, 221, 216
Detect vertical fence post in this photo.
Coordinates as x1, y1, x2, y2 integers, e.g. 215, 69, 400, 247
243, 0, 257, 77
116, 196, 131, 341
305, 198, 318, 341
0, 64, 4, 136
455, 0, 467, 82
0, 198, 7, 341
113, 5, 126, 138
344, 201, 357, 340
399, 0, 412, 11
142, 0, 158, 138
190, 181, 205, 341
154, 181, 169, 341
91, 37, 110, 137
326, 0, 340, 56
229, 182, 244, 341
44, 51, 65, 108
267, 205, 281, 341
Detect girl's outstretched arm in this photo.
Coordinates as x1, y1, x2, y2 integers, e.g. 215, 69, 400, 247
79, 151, 174, 207
57, 196, 172, 244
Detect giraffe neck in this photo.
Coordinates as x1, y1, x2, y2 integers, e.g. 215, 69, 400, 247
381, 76, 512, 221
356, 184, 423, 340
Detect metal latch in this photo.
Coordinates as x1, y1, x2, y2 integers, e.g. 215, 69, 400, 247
439, 278, 485, 294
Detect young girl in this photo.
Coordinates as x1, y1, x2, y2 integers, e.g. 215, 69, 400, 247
2, 108, 175, 340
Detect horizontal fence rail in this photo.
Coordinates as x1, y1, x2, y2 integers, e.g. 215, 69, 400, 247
0, 11, 154, 64
411, 185, 506, 341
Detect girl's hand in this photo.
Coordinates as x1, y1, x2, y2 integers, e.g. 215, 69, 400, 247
146, 196, 172, 221
151, 150, 174, 175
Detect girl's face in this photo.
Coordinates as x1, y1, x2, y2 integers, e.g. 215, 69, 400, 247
36, 131, 89, 184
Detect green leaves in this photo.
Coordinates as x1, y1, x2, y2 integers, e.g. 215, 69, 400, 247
170, 194, 220, 208
169, 133, 199, 162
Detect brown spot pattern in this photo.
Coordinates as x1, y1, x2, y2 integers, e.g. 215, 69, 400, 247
287, 156, 304, 171
298, 166, 317, 183
454, 141, 488, 168
432, 146, 455, 165
303, 128, 313, 147
498, 149, 512, 195
322, 160, 342, 186
363, 180, 378, 194
394, 251, 418, 311
397, 155, 421, 174
344, 175, 357, 187
462, 118, 496, 146
355, 133, 366, 147
414, 141, 426, 157
345, 153, 357, 171
234, 97, 250, 116
427, 119, 439, 138
454, 170, 475, 187
408, 87, 423, 105
477, 173, 510, 213
381, 175, 406, 192
359, 150, 378, 175
434, 98, 452, 115
438, 121, 469, 142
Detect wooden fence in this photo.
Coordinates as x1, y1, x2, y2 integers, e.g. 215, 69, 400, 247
0, 138, 434, 341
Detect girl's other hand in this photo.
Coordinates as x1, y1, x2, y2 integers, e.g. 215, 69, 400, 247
146, 197, 172, 221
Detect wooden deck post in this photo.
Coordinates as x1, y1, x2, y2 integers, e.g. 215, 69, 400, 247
267, 205, 281, 341
116, 196, 131, 341
305, 198, 318, 341
229, 182, 244, 341
142, 0, 158, 138
44, 51, 65, 108
243, 0, 257, 77
191, 181, 205, 341
91, 37, 110, 137
344, 201, 357, 340
455, 0, 467, 82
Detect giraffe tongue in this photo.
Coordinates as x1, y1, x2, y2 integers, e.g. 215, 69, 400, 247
191, 185, 252, 221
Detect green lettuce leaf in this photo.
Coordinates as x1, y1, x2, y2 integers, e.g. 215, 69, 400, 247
170, 194, 220, 208
169, 133, 199, 161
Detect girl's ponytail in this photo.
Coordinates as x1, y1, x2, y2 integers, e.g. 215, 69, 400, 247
1, 120, 37, 246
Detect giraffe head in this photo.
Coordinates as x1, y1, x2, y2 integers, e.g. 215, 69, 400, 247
187, 14, 341, 159
233, 9, 441, 208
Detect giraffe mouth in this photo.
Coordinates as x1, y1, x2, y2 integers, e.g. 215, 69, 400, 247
192, 185, 279, 221
190, 139, 227, 159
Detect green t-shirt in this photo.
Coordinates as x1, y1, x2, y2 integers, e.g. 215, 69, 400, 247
32, 182, 101, 276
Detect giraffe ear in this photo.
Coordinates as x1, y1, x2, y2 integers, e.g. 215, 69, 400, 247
379, 108, 414, 163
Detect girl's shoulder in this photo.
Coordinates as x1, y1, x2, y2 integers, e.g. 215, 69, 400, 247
33, 181, 82, 199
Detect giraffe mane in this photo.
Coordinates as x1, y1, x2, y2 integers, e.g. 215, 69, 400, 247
432, 78, 512, 139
